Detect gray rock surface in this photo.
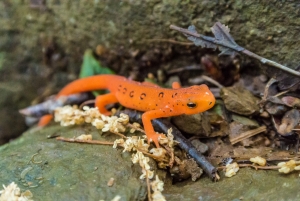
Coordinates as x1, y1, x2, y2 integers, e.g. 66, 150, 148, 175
2, 124, 300, 200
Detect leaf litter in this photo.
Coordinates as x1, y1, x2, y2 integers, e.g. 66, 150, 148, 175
170, 22, 300, 178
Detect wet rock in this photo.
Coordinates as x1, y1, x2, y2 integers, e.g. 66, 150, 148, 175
172, 113, 211, 136
0, 82, 28, 144
190, 139, 208, 154
0, 125, 148, 200
164, 168, 300, 200
1, 121, 300, 200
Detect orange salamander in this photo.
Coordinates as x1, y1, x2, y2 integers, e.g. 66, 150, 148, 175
44, 75, 216, 147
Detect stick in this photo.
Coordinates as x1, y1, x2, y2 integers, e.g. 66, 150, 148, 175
170, 24, 300, 77
230, 126, 267, 145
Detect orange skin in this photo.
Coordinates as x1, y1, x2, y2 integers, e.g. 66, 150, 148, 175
38, 114, 54, 127
41, 75, 215, 147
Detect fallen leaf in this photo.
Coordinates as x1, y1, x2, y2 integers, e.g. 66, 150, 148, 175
220, 86, 260, 115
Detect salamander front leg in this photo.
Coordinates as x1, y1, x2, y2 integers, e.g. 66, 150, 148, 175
142, 109, 169, 147
95, 93, 118, 115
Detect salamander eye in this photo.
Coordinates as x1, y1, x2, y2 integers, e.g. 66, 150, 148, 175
187, 102, 197, 108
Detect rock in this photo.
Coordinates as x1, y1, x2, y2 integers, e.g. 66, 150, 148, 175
172, 113, 211, 136
0, 82, 28, 144
0, 125, 148, 200
1, 122, 300, 200
164, 168, 300, 200
190, 139, 208, 154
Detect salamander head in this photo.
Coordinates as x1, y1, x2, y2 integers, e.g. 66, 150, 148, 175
177, 85, 215, 115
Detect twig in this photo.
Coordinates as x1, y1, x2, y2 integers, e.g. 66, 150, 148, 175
146, 172, 152, 201
170, 24, 244, 52
56, 136, 167, 161
170, 24, 300, 77
218, 164, 280, 170
56, 137, 114, 145
201, 75, 224, 88
167, 65, 201, 74
151, 121, 220, 180
109, 131, 127, 139
117, 109, 219, 181
273, 89, 290, 97
230, 126, 267, 145
127, 123, 146, 133
162, 144, 175, 168
146, 38, 193, 46
243, 49, 300, 77
79, 99, 95, 110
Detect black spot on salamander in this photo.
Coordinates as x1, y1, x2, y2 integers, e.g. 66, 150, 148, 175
123, 87, 127, 94
156, 104, 158, 106
129, 91, 134, 98
172, 92, 178, 98
140, 93, 146, 100
158, 92, 164, 98
118, 84, 122, 91
170, 109, 173, 112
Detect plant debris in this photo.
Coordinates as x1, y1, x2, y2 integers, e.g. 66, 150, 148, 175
54, 105, 128, 136
0, 182, 33, 201
224, 162, 239, 178
273, 109, 300, 136
167, 21, 300, 182
117, 109, 219, 181
250, 156, 267, 166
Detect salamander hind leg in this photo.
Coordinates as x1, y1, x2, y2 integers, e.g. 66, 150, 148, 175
142, 110, 167, 147
37, 114, 53, 127
95, 93, 118, 115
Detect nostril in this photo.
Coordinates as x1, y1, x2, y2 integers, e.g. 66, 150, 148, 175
209, 102, 212, 105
